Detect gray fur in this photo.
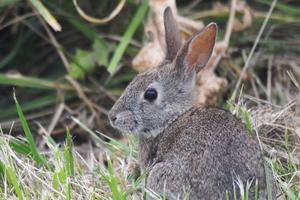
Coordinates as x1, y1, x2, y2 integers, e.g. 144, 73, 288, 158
139, 107, 269, 199
109, 7, 274, 200
164, 7, 182, 61
109, 63, 196, 138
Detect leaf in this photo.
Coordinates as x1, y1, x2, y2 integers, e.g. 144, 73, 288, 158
69, 40, 109, 79
29, 0, 61, 31
69, 49, 95, 79
93, 39, 109, 67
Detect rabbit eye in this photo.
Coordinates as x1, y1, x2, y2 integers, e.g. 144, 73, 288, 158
144, 88, 157, 101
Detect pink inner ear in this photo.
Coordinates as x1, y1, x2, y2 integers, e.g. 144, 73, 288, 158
185, 24, 216, 72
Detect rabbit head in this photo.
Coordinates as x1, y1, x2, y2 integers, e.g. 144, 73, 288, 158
109, 7, 217, 137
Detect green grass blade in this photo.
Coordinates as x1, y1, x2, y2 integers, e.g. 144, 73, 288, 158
254, 179, 259, 200
58, 168, 67, 184
95, 130, 137, 157
256, 0, 300, 17
71, 117, 106, 147
9, 138, 31, 156
67, 17, 96, 41
263, 159, 272, 200
29, 0, 61, 31
0, 160, 5, 178
100, 157, 125, 200
0, 73, 72, 90
13, 95, 47, 167
0, 162, 24, 199
0, 0, 20, 7
67, 17, 102, 41
6, 166, 24, 200
245, 182, 249, 200
52, 172, 59, 198
107, 0, 148, 73
124, 171, 147, 197
63, 128, 74, 200
225, 191, 229, 200
235, 104, 254, 136
0, 34, 23, 69
64, 128, 74, 177
284, 128, 296, 176
66, 181, 71, 200
243, 109, 253, 136
285, 188, 298, 200
106, 158, 124, 200
233, 183, 237, 200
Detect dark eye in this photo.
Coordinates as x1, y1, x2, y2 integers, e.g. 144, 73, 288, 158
144, 88, 157, 101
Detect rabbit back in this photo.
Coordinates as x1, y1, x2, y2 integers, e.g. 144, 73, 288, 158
140, 107, 268, 199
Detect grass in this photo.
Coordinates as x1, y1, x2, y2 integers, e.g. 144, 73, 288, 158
0, 73, 76, 91
29, 0, 61, 31
13, 94, 47, 167
0, 0, 299, 199
0, 97, 144, 199
0, 89, 298, 199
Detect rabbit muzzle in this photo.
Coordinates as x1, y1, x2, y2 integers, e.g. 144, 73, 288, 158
108, 110, 138, 134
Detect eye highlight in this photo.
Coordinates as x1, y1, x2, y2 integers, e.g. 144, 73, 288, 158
144, 88, 157, 101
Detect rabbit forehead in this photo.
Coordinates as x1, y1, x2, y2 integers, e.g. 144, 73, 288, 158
128, 63, 174, 91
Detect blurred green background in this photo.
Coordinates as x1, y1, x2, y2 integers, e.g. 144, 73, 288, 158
0, 0, 299, 140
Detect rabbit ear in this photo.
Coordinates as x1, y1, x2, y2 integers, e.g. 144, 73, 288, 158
175, 23, 217, 73
164, 7, 182, 61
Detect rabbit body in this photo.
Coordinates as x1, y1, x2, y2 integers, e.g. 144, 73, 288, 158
140, 107, 266, 199
109, 7, 272, 200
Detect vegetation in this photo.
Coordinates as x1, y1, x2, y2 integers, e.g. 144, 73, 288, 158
0, 0, 299, 199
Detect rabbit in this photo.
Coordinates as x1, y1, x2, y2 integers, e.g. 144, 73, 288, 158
108, 7, 274, 200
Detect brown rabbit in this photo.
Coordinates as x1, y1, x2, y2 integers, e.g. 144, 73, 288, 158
109, 7, 273, 200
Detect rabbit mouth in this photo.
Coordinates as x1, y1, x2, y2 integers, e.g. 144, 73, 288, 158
115, 121, 139, 134
111, 117, 162, 137
115, 125, 138, 134
109, 110, 164, 136
110, 122, 135, 134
